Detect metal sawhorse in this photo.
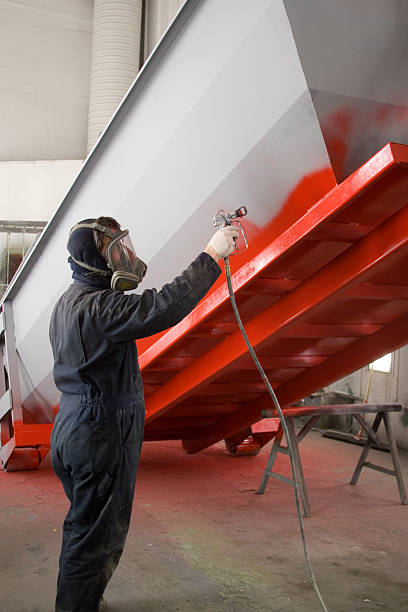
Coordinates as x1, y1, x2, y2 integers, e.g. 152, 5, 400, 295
257, 404, 407, 516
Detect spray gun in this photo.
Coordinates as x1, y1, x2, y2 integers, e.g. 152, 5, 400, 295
213, 206, 248, 252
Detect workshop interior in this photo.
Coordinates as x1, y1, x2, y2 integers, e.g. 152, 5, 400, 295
1, 1, 408, 611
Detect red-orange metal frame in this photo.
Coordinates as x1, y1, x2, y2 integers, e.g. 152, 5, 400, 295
3, 142, 408, 465
0, 300, 53, 470
139, 142, 408, 452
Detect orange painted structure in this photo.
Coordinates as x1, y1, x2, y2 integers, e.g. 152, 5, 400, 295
138, 142, 408, 453
2, 142, 408, 467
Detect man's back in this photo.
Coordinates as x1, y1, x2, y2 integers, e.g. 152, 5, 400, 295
50, 281, 141, 400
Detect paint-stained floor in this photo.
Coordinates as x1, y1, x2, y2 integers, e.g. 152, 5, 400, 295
1, 429, 407, 611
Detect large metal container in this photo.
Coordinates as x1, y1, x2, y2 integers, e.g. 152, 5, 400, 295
1, 0, 407, 443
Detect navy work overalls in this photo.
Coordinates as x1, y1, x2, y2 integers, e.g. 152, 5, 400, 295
50, 253, 220, 611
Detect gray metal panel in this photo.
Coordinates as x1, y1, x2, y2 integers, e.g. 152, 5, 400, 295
284, 0, 408, 179
1, 0, 203, 305
3, 0, 336, 415
0, 390, 11, 421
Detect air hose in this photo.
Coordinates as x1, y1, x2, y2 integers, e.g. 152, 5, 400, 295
224, 256, 329, 612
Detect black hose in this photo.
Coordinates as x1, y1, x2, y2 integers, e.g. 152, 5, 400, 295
224, 256, 328, 612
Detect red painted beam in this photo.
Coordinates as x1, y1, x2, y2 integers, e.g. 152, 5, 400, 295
145, 353, 327, 371
182, 404, 263, 454
282, 323, 382, 338
140, 142, 406, 372
230, 354, 328, 368
145, 356, 197, 370
145, 416, 217, 431
146, 200, 408, 424
240, 278, 299, 296
168, 403, 241, 417
312, 222, 373, 241
178, 382, 268, 396
182, 310, 408, 454
14, 424, 53, 446
244, 280, 408, 301
189, 321, 237, 337
343, 282, 408, 300
275, 311, 408, 408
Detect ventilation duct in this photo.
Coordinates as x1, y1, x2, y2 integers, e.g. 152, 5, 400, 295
87, 0, 143, 152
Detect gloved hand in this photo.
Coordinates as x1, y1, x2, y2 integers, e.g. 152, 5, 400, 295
204, 225, 240, 261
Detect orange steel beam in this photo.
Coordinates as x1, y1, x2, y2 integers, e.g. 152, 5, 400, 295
145, 354, 318, 371
228, 355, 328, 368
145, 199, 408, 424
343, 283, 408, 299
181, 403, 263, 454
182, 310, 408, 454
14, 423, 53, 447
275, 310, 408, 409
242, 279, 408, 301
281, 323, 382, 338
140, 142, 407, 374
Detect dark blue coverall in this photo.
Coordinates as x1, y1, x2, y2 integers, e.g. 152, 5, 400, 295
50, 252, 220, 611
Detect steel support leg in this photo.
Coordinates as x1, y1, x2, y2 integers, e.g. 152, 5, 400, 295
382, 412, 407, 505
257, 424, 284, 495
286, 417, 311, 517
257, 418, 311, 517
350, 412, 382, 485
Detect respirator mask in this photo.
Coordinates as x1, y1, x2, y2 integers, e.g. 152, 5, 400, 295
69, 221, 147, 291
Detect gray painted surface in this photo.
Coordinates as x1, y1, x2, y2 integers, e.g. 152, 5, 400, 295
284, 0, 408, 180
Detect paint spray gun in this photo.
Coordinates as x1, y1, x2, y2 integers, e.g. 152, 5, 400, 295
213, 206, 248, 252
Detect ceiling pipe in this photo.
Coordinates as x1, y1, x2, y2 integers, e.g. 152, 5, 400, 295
87, 0, 143, 153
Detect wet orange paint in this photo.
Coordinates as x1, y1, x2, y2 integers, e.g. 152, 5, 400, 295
136, 165, 336, 356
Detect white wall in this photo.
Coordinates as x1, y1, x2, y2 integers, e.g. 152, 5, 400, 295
0, 0, 93, 161
0, 160, 83, 221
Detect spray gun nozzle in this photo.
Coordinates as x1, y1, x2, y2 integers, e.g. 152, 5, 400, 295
232, 206, 248, 219
213, 206, 248, 253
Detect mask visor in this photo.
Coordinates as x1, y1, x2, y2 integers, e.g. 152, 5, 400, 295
106, 230, 147, 290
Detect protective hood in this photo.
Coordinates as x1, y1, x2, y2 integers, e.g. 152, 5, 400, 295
67, 219, 112, 289
67, 219, 147, 291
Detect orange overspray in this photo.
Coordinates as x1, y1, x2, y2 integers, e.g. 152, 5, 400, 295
322, 109, 353, 180
137, 165, 336, 355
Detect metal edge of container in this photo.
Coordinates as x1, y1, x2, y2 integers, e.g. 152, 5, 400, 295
1, 0, 201, 306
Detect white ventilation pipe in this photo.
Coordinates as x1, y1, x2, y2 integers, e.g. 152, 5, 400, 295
87, 0, 143, 153
144, 0, 185, 59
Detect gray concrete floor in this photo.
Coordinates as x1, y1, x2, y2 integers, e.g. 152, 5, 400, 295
1, 429, 407, 611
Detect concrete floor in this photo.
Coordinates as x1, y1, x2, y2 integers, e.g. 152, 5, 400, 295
1, 429, 407, 612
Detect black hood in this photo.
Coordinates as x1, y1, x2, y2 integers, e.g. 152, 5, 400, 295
67, 218, 112, 289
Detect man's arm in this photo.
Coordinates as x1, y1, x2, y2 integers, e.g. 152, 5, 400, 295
96, 226, 239, 342
96, 252, 219, 342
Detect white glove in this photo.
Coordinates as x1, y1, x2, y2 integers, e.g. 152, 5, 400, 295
205, 225, 240, 261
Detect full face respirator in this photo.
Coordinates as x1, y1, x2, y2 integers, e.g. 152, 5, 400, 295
68, 221, 147, 291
